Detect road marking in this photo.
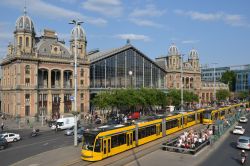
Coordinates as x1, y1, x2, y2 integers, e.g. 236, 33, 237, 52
0, 138, 59, 153
43, 143, 48, 146
28, 164, 40, 166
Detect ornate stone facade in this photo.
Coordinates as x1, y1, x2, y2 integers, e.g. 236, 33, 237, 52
0, 10, 89, 120
156, 44, 229, 104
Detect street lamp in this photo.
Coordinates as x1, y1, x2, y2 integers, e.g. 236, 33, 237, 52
69, 19, 83, 147
129, 70, 133, 88
180, 54, 184, 112
212, 63, 218, 107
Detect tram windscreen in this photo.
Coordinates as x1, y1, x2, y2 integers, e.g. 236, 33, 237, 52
203, 112, 211, 119
82, 133, 96, 151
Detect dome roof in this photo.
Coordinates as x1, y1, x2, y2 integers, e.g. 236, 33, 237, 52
70, 25, 86, 41
168, 44, 179, 56
15, 14, 35, 33
189, 48, 199, 60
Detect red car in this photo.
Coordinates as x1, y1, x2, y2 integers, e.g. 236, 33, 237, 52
128, 112, 140, 120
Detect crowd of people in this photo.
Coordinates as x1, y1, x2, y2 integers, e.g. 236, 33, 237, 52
175, 128, 213, 149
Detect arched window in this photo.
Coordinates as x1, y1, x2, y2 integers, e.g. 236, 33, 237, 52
19, 36, 22, 46
25, 65, 30, 74
26, 37, 29, 47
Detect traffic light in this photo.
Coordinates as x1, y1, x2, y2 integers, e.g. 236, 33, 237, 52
58, 97, 61, 103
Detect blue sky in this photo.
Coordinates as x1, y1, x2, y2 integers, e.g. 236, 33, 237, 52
0, 0, 250, 67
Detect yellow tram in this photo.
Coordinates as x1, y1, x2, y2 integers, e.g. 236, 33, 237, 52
81, 102, 249, 161
202, 103, 246, 125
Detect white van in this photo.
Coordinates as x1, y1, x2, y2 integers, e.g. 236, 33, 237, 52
51, 117, 76, 130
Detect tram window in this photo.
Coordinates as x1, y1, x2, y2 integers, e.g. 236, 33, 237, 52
138, 125, 156, 139
104, 140, 106, 154
203, 112, 211, 119
187, 115, 195, 122
111, 133, 126, 148
108, 140, 111, 153
94, 139, 101, 152
133, 131, 135, 141
221, 110, 225, 117
166, 119, 178, 129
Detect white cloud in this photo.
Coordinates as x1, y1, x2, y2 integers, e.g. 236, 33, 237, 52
2, 0, 107, 26
115, 34, 150, 42
129, 4, 164, 28
130, 4, 165, 18
82, 0, 123, 17
129, 18, 162, 28
181, 40, 200, 44
174, 9, 250, 27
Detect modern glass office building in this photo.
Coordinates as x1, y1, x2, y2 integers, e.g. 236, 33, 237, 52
235, 69, 250, 92
87, 44, 166, 91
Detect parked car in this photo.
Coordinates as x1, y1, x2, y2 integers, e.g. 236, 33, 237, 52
237, 136, 250, 150
65, 126, 85, 136
0, 138, 8, 150
0, 133, 21, 142
128, 112, 140, 120
77, 128, 86, 142
239, 117, 248, 123
95, 117, 102, 124
233, 126, 245, 135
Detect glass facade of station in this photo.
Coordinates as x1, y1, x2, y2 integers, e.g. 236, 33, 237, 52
90, 48, 166, 89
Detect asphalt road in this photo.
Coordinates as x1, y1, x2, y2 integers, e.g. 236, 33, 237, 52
201, 114, 250, 166
0, 129, 74, 166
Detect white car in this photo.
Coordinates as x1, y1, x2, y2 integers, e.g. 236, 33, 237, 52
239, 117, 248, 123
0, 133, 21, 142
233, 126, 245, 135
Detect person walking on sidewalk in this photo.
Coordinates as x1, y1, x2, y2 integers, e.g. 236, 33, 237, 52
55, 123, 58, 133
1, 122, 4, 132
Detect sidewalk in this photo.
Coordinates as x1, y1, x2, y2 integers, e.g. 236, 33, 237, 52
1, 118, 51, 132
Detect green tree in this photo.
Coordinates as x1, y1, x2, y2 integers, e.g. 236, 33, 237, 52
166, 89, 181, 106
220, 71, 236, 92
238, 91, 249, 100
92, 88, 167, 114
216, 89, 230, 101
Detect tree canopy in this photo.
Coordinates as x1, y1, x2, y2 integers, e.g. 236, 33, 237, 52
92, 88, 167, 113
216, 89, 230, 101
92, 88, 199, 113
220, 71, 236, 92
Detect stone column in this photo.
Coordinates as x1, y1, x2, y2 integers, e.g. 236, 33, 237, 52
48, 70, 51, 88
47, 92, 52, 118
61, 70, 64, 88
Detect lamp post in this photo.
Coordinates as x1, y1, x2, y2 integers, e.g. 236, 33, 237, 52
129, 70, 133, 88
41, 92, 44, 127
212, 63, 218, 107
180, 54, 184, 111
69, 19, 83, 147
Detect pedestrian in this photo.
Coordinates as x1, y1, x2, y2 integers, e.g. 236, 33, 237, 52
1, 122, 4, 131
27, 119, 30, 125
55, 123, 58, 133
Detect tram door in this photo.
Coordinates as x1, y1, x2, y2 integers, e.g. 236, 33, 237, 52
197, 113, 203, 124
126, 132, 133, 149
156, 124, 161, 136
102, 137, 111, 158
